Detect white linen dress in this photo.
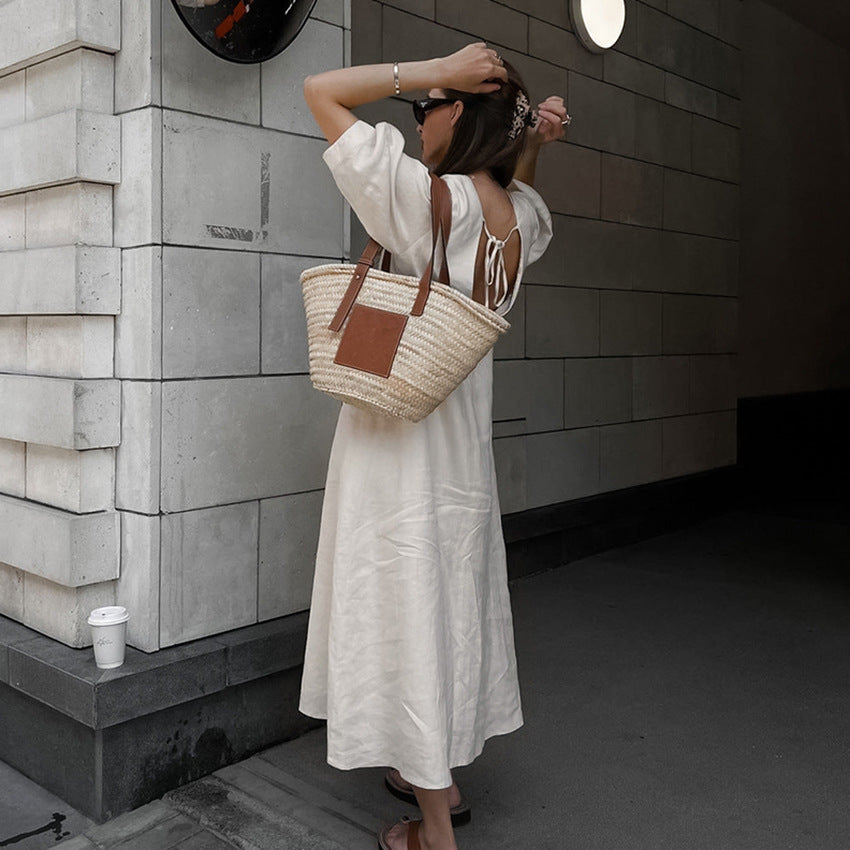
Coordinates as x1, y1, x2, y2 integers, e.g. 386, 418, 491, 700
299, 120, 553, 789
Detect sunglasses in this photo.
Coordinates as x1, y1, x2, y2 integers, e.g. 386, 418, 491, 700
412, 97, 456, 125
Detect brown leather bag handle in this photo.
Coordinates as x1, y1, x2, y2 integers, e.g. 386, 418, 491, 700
328, 241, 384, 332
411, 175, 452, 316
328, 174, 451, 332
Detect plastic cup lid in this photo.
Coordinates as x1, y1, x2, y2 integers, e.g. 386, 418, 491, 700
87, 606, 129, 626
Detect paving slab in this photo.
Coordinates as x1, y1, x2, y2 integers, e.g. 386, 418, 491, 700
165, 775, 359, 850
6, 503, 846, 850
0, 759, 94, 849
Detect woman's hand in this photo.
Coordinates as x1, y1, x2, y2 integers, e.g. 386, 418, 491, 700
437, 43, 508, 93
513, 96, 568, 187
526, 96, 569, 147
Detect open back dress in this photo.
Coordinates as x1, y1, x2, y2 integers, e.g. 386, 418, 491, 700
299, 120, 553, 789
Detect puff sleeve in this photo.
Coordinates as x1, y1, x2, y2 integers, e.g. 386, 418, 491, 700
322, 120, 432, 257
508, 179, 553, 268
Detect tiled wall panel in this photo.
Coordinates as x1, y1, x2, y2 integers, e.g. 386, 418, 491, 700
0, 0, 120, 76
115, 247, 162, 379
0, 439, 26, 498
600, 419, 664, 492
0, 71, 25, 128
600, 291, 663, 356
116, 381, 162, 515
0, 194, 25, 249
601, 154, 664, 228
160, 3, 260, 124
0, 493, 119, 588
563, 358, 633, 429
0, 375, 120, 450
160, 377, 339, 513
493, 436, 527, 515
493, 360, 565, 435
26, 445, 114, 514
526, 428, 600, 509
161, 110, 343, 257
24, 183, 113, 248
25, 49, 114, 120
567, 75, 636, 157
161, 248, 260, 379
116, 511, 161, 653
160, 503, 259, 647
22, 573, 116, 648
525, 286, 599, 358
0, 247, 120, 315
262, 19, 345, 136
0, 110, 120, 195
26, 316, 113, 378
258, 491, 324, 622
0, 319, 27, 373
0, 561, 24, 621
603, 51, 664, 100
114, 107, 162, 248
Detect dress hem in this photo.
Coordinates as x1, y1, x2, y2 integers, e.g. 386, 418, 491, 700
298, 707, 524, 790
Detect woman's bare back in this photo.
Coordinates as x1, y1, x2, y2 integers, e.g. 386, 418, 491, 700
470, 171, 521, 308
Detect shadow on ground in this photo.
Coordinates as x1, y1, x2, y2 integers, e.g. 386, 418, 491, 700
7, 501, 850, 849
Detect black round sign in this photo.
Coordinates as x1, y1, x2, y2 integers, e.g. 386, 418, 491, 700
171, 0, 319, 64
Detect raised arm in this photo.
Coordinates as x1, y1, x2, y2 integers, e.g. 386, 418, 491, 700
303, 43, 508, 145
513, 96, 569, 187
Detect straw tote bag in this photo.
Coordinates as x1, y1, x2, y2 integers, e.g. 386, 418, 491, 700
300, 174, 510, 422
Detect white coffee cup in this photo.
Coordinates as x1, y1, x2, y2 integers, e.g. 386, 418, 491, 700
88, 606, 130, 669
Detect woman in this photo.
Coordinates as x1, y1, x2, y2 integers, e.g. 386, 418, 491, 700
299, 43, 568, 850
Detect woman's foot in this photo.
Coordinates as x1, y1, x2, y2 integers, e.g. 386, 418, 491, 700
385, 769, 466, 815
378, 817, 458, 850
378, 817, 419, 850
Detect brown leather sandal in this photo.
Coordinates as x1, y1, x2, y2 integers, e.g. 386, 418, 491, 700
384, 769, 472, 827
377, 816, 421, 850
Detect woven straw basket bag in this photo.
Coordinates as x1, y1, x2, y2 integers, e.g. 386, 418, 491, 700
301, 175, 509, 422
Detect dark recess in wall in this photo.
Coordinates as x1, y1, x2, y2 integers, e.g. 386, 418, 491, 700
737, 388, 850, 500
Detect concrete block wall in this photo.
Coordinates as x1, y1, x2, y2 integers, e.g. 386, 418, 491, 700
0, 0, 347, 651
1, 0, 740, 653
0, 0, 121, 648
113, 0, 344, 652
349, 0, 740, 514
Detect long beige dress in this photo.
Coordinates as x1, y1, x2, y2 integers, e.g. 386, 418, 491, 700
299, 120, 552, 789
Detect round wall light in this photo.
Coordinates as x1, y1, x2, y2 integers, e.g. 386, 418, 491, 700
570, 0, 626, 53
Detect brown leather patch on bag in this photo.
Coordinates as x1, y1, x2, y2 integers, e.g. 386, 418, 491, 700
333, 304, 408, 378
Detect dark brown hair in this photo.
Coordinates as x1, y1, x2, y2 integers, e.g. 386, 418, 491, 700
432, 60, 531, 187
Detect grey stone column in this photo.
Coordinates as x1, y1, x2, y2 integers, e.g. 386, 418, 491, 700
1, 0, 349, 652
0, 3, 122, 647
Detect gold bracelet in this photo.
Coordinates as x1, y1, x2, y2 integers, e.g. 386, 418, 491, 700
393, 61, 400, 95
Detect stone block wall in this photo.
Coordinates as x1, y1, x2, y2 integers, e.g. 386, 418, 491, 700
350, 0, 741, 515
0, 3, 123, 647
1, 0, 741, 654
1, 0, 348, 651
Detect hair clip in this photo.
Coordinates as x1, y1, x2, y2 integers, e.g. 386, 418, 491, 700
508, 91, 531, 140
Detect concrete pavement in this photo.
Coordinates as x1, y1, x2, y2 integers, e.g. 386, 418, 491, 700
4, 500, 849, 849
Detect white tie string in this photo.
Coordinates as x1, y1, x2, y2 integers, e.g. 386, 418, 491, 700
482, 222, 519, 310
